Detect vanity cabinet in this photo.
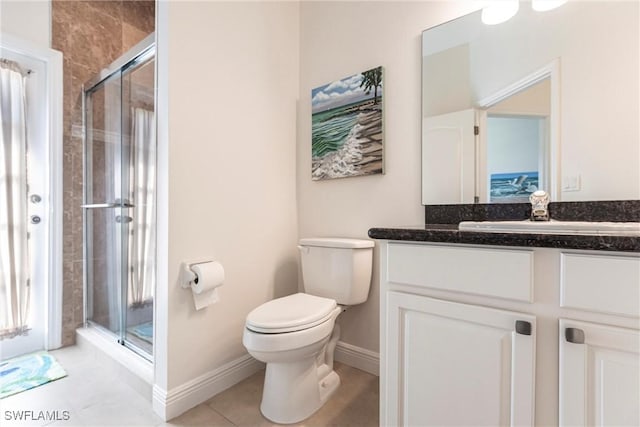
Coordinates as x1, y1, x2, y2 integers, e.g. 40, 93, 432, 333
559, 319, 639, 426
386, 291, 535, 426
558, 253, 640, 427
379, 241, 640, 427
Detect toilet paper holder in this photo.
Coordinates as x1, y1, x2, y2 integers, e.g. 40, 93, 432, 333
180, 260, 210, 288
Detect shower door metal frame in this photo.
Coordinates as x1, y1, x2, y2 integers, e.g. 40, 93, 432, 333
82, 33, 155, 361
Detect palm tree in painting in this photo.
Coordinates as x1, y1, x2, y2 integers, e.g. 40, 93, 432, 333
360, 67, 382, 105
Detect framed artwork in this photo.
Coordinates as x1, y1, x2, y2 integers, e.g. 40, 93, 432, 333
490, 171, 539, 202
311, 66, 384, 181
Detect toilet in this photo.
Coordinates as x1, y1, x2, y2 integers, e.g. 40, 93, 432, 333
242, 237, 374, 424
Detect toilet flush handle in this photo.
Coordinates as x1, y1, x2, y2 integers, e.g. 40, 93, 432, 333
297, 245, 310, 254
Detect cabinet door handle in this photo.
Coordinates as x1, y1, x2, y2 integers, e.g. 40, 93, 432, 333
565, 327, 585, 344
515, 320, 532, 336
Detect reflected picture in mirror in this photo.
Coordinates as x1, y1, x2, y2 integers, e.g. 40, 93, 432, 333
421, 1, 639, 205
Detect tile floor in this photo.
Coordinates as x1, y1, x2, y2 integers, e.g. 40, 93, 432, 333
1, 346, 379, 426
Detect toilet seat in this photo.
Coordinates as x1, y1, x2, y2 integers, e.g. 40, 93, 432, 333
246, 293, 336, 334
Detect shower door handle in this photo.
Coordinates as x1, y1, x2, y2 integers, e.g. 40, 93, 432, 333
81, 203, 120, 209
81, 202, 135, 209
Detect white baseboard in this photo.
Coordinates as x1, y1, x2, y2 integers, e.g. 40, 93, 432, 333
152, 342, 377, 421
152, 353, 263, 421
334, 340, 379, 376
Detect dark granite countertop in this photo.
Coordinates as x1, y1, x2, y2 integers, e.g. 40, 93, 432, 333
368, 224, 640, 253
369, 200, 640, 252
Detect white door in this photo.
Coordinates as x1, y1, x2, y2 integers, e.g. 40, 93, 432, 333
384, 291, 535, 426
0, 42, 53, 359
422, 109, 477, 204
559, 319, 640, 427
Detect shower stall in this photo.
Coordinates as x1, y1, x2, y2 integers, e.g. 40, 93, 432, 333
82, 34, 156, 360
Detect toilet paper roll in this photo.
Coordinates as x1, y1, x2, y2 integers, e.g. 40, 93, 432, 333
190, 261, 224, 310
191, 261, 224, 294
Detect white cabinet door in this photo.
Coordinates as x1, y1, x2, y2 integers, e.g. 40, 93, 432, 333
384, 291, 536, 426
559, 319, 640, 427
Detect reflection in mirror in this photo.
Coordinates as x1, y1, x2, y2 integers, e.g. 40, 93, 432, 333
422, 1, 639, 205
485, 78, 550, 203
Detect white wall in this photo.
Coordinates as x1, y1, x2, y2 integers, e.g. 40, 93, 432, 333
423, 43, 472, 117
157, 0, 300, 394
488, 78, 550, 116
298, 1, 482, 353
487, 116, 541, 176
0, 0, 50, 47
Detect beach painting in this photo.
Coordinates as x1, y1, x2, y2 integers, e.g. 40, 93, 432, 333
490, 171, 539, 203
311, 66, 384, 181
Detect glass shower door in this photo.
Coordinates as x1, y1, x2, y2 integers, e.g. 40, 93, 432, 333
121, 55, 155, 357
84, 71, 127, 339
83, 42, 155, 360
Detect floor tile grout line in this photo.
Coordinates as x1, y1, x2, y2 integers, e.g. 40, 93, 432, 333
214, 406, 239, 427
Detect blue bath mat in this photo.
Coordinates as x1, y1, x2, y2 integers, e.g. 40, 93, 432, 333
0, 352, 67, 399
128, 321, 153, 343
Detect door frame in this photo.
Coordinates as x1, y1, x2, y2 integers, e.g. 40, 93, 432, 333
0, 33, 63, 351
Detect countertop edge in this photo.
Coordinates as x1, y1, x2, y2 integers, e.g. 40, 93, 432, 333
368, 227, 640, 253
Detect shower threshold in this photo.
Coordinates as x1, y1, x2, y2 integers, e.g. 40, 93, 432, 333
76, 325, 153, 401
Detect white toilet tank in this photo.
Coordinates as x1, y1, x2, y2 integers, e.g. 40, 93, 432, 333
298, 237, 374, 305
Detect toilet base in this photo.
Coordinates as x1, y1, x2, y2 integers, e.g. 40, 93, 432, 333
260, 359, 340, 424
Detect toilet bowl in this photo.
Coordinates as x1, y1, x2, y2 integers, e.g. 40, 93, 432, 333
242, 238, 374, 424
242, 293, 343, 424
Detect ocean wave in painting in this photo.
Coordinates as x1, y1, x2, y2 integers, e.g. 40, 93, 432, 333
311, 100, 383, 180
312, 106, 359, 158
312, 121, 365, 180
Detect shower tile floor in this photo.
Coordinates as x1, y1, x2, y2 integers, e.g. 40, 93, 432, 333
1, 346, 379, 426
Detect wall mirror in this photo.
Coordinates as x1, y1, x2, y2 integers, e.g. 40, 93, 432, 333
422, 1, 639, 205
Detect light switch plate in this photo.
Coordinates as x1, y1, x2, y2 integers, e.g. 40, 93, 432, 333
562, 175, 581, 192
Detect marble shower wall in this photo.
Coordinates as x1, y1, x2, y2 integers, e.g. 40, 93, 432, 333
52, 0, 155, 346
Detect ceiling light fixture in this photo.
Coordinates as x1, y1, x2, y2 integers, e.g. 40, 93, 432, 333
481, 0, 520, 25
532, 0, 568, 12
